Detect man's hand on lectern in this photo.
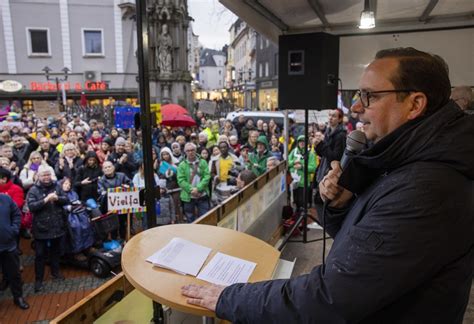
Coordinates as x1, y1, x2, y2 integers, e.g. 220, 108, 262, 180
181, 284, 226, 311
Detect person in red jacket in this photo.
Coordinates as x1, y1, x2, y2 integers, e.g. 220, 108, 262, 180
0, 167, 24, 209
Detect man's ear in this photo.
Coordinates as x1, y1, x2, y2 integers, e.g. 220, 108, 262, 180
407, 92, 428, 120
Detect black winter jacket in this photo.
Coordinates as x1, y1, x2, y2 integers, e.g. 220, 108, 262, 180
0, 194, 21, 252
216, 101, 474, 323
74, 152, 102, 202
54, 156, 83, 180
315, 124, 347, 183
107, 151, 138, 179
27, 181, 68, 240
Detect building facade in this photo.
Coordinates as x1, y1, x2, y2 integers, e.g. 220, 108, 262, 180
227, 18, 256, 110
0, 0, 197, 111
198, 48, 226, 92
255, 34, 278, 110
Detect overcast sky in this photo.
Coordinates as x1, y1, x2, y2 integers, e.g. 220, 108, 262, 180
188, 0, 237, 50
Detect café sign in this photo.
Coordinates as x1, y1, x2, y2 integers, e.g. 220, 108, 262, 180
0, 80, 23, 92
30, 81, 108, 92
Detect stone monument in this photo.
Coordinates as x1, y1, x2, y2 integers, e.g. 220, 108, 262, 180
148, 0, 193, 108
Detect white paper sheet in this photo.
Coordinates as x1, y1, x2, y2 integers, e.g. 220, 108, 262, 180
196, 252, 256, 286
146, 237, 212, 276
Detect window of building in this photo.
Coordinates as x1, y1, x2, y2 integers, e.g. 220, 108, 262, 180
265, 62, 269, 77
219, 70, 222, 75
27, 28, 50, 56
259, 64, 263, 78
82, 29, 104, 56
219, 80, 222, 86
260, 37, 263, 50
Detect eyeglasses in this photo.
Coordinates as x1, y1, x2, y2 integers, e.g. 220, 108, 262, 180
356, 89, 417, 108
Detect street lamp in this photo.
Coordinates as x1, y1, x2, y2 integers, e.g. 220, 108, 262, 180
42, 66, 70, 109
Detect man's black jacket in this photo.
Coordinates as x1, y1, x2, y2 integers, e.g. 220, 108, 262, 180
216, 101, 474, 323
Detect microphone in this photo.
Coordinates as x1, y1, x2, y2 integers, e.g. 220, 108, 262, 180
339, 130, 367, 169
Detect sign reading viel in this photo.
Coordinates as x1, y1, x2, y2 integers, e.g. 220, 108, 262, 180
0, 80, 23, 93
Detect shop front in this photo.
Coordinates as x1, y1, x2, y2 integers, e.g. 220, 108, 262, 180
257, 80, 278, 111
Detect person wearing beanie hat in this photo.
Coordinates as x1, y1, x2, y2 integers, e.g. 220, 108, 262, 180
107, 137, 138, 179
248, 135, 271, 176
288, 135, 317, 209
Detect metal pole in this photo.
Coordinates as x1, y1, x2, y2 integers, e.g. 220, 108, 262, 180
136, 0, 157, 228
56, 78, 61, 109
303, 108, 309, 243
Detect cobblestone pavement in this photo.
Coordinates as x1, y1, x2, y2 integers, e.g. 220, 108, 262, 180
0, 238, 111, 324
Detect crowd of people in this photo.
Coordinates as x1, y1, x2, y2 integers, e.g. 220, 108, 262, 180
0, 80, 472, 310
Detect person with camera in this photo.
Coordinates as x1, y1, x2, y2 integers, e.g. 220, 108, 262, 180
28, 165, 69, 292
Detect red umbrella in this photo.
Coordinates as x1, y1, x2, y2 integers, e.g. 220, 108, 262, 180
161, 103, 189, 116
161, 113, 197, 127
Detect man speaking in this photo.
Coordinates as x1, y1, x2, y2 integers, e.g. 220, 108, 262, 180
181, 48, 474, 323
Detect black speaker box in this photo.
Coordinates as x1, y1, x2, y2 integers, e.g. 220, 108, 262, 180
278, 32, 339, 110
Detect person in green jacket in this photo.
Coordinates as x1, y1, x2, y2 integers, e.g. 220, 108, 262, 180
288, 135, 317, 209
177, 142, 211, 223
248, 135, 271, 176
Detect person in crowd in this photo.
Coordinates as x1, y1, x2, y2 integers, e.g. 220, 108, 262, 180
55, 143, 82, 180
66, 130, 79, 146
96, 137, 113, 166
239, 119, 255, 145
238, 144, 251, 169
159, 147, 181, 222
171, 142, 184, 164
0, 131, 11, 146
210, 142, 240, 187
268, 119, 280, 137
229, 135, 241, 157
269, 134, 283, 161
133, 163, 160, 229
107, 137, 138, 179
197, 132, 208, 152
199, 147, 210, 164
248, 135, 271, 176
67, 113, 90, 132
109, 128, 120, 143
266, 156, 279, 170
247, 130, 259, 154
177, 143, 211, 223
235, 169, 257, 190
220, 120, 238, 138
255, 119, 264, 136
20, 151, 56, 191
313, 108, 347, 187
86, 129, 103, 152
73, 151, 102, 202
162, 127, 174, 145
189, 133, 199, 147
176, 135, 186, 151
38, 137, 59, 168
156, 180, 176, 226
98, 161, 132, 239
233, 114, 246, 137
181, 47, 473, 323
28, 165, 68, 293
12, 133, 38, 170
0, 192, 29, 309
204, 120, 220, 148
0, 147, 20, 178
288, 136, 317, 210
155, 133, 169, 153
450, 85, 473, 113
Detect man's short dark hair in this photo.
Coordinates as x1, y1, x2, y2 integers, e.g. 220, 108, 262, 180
375, 47, 451, 115
239, 170, 257, 186
0, 167, 11, 181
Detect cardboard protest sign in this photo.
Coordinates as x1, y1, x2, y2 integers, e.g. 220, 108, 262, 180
33, 101, 61, 119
